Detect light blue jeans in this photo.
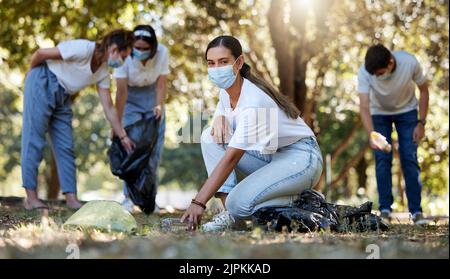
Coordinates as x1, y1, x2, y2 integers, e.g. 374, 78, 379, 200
122, 84, 165, 197
201, 127, 323, 220
21, 63, 76, 193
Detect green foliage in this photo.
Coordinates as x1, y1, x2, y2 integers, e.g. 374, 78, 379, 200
0, 82, 21, 177
0, 0, 448, 205
160, 112, 209, 189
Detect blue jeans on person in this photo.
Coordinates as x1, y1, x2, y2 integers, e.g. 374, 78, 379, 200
122, 84, 165, 197
372, 109, 422, 214
21, 63, 76, 193
201, 126, 323, 220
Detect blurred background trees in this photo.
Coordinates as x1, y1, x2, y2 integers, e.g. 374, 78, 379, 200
0, 0, 448, 213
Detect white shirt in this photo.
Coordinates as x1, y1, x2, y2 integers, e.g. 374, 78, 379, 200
113, 44, 170, 86
357, 50, 427, 115
214, 78, 315, 154
47, 39, 110, 94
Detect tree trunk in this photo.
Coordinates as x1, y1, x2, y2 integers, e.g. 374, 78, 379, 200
268, 0, 335, 127
356, 154, 368, 190
295, 59, 309, 114
302, 60, 327, 133
343, 176, 351, 198
268, 0, 295, 100
46, 152, 60, 199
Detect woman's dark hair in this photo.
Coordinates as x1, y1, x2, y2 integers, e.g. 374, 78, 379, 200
365, 44, 392, 75
205, 35, 301, 119
133, 25, 158, 59
96, 28, 135, 59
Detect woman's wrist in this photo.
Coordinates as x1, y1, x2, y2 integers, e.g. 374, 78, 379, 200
118, 128, 127, 140
191, 198, 206, 210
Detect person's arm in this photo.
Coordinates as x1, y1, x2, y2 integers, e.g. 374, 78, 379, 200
181, 147, 245, 229
359, 94, 374, 134
154, 75, 167, 119
97, 86, 135, 153
359, 93, 382, 150
115, 78, 129, 123
29, 47, 62, 69
211, 96, 232, 145
413, 81, 429, 143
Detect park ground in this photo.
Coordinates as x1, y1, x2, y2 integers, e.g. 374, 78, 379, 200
0, 198, 448, 259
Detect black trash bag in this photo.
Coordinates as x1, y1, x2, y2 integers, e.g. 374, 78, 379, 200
293, 189, 340, 229
107, 116, 159, 214
252, 189, 389, 233
253, 207, 334, 232
333, 202, 389, 232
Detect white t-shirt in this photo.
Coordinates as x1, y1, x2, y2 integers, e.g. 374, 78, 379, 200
213, 78, 315, 154
47, 39, 110, 94
357, 50, 427, 115
113, 44, 170, 86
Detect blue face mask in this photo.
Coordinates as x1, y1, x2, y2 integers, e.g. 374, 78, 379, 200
376, 62, 394, 81
107, 51, 124, 68
133, 48, 151, 61
108, 57, 124, 68
207, 57, 240, 89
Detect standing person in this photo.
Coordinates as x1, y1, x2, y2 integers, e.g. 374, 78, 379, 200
181, 35, 323, 231
357, 43, 430, 225
113, 25, 169, 213
21, 29, 136, 210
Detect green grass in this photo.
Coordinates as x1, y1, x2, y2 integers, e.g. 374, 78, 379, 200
0, 202, 448, 259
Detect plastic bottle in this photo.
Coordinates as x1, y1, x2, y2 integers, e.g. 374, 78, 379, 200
160, 217, 189, 232
370, 131, 392, 153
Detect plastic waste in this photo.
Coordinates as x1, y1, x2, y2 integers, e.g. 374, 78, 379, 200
63, 200, 137, 233
160, 217, 189, 232
371, 131, 392, 153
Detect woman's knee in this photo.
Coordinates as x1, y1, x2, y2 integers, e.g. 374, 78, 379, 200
225, 191, 252, 219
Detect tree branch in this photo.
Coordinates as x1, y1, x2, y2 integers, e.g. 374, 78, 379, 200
329, 144, 369, 189
330, 119, 362, 165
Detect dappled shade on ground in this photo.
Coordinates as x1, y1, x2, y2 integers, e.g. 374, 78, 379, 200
0, 199, 448, 259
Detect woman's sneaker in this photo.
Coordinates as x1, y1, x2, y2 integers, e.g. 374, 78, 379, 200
201, 211, 247, 232
121, 197, 135, 213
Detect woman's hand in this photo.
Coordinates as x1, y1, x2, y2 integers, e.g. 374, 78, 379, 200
120, 135, 136, 154
180, 203, 205, 231
211, 115, 232, 145
154, 105, 163, 120
111, 129, 135, 153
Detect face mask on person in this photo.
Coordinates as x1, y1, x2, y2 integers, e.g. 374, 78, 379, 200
207, 56, 241, 89
107, 51, 124, 68
377, 70, 392, 81
133, 48, 151, 61
376, 59, 395, 81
